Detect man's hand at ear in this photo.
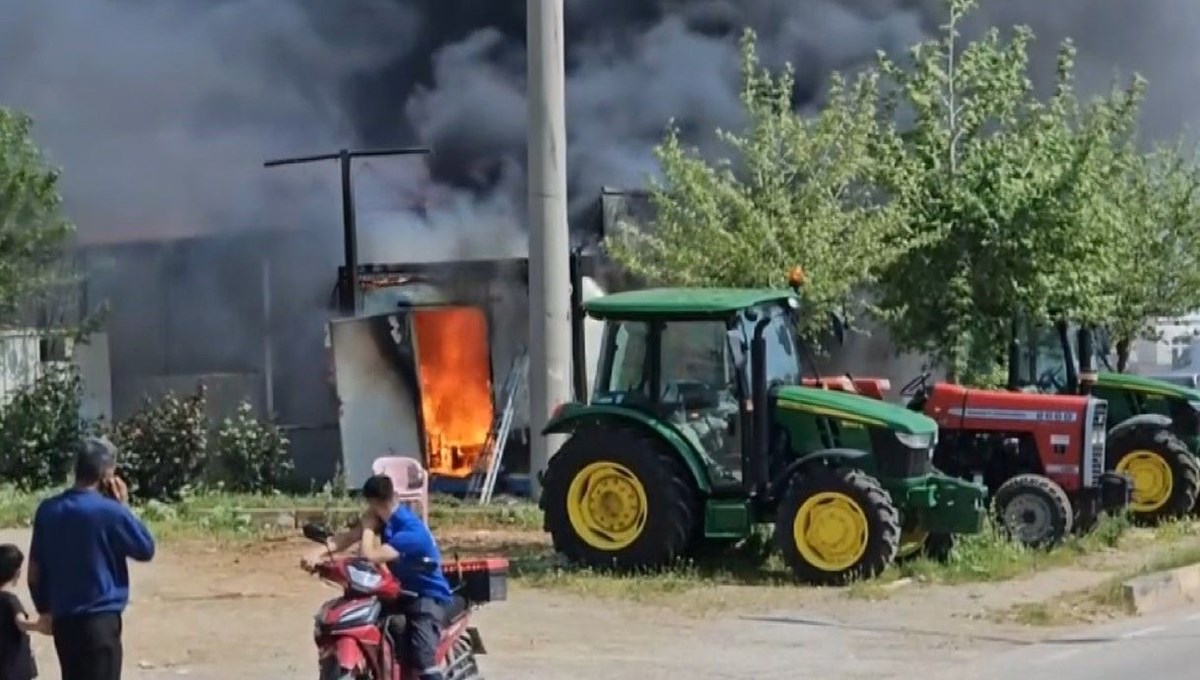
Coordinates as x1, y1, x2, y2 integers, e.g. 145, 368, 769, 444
100, 475, 129, 505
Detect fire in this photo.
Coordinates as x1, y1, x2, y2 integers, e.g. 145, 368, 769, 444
411, 307, 495, 477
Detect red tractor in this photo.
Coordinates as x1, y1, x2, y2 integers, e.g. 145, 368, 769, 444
808, 372, 1130, 547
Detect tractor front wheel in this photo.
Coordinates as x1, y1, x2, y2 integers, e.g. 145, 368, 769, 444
774, 467, 900, 586
1107, 430, 1199, 524
542, 427, 698, 570
992, 474, 1073, 548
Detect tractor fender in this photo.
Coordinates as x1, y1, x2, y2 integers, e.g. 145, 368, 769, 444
542, 404, 713, 493
768, 448, 871, 499
1108, 413, 1174, 443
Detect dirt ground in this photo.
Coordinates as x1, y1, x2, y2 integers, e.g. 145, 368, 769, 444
5, 527, 1186, 680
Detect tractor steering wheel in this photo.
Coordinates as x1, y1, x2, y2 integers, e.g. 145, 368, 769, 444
1036, 366, 1066, 392
899, 371, 933, 398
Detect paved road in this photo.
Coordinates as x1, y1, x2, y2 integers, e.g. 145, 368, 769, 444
947, 605, 1200, 680
47, 604, 1200, 680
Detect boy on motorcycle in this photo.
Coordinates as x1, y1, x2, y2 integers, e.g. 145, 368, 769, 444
302, 475, 452, 680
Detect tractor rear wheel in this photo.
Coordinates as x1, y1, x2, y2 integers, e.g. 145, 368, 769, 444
542, 427, 698, 570
774, 467, 901, 586
992, 474, 1073, 548
1107, 429, 1199, 524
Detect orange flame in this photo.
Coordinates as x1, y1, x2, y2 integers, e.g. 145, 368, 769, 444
412, 307, 495, 477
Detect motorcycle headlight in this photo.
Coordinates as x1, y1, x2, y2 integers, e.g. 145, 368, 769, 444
346, 562, 384, 592
895, 430, 936, 451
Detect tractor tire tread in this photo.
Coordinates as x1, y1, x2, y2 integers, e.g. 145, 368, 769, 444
992, 473, 1073, 548
542, 426, 698, 570
774, 466, 900, 586
1108, 429, 1199, 524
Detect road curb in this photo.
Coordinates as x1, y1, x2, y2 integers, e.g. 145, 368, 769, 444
1122, 562, 1200, 615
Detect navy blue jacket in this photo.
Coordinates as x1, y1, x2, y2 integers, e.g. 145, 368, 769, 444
29, 488, 156, 618
380, 506, 452, 603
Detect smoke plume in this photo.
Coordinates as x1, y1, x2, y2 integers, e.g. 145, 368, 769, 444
4, 0, 1200, 423
5, 0, 1196, 253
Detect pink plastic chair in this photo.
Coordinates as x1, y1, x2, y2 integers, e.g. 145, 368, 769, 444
371, 456, 430, 523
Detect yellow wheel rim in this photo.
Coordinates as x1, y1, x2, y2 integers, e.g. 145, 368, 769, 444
792, 492, 870, 572
566, 462, 649, 551
1116, 450, 1174, 513
896, 526, 928, 560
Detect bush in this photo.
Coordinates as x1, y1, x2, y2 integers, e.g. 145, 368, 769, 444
0, 366, 85, 489
109, 385, 209, 501
215, 401, 292, 493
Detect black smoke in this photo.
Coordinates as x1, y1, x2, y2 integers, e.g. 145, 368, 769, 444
5, 0, 1195, 251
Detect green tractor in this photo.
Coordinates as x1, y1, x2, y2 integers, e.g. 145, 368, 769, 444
1010, 318, 1200, 522
538, 285, 987, 585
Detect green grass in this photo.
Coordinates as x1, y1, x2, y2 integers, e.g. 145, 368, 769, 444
0, 485, 542, 538
893, 513, 1132, 586
509, 516, 1139, 606
0, 483, 1185, 613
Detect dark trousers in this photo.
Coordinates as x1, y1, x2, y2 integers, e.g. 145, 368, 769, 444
384, 597, 445, 679
52, 613, 123, 680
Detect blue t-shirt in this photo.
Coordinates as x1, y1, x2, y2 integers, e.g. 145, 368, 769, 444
29, 489, 156, 618
380, 506, 452, 603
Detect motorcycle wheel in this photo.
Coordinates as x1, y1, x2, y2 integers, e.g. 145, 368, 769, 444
319, 658, 361, 680
446, 633, 484, 680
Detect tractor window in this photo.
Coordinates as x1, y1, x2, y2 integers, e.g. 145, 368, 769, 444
738, 304, 803, 388
593, 321, 653, 408
660, 321, 732, 403
1016, 325, 1071, 392
659, 320, 741, 479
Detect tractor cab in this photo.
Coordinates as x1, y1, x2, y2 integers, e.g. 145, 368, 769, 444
1008, 317, 1112, 395
1008, 316, 1200, 522
585, 289, 803, 486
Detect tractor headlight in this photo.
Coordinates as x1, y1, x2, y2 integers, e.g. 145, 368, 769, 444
895, 431, 936, 451
1188, 400, 1200, 413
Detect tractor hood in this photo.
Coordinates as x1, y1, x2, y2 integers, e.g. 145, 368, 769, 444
774, 385, 936, 435
1094, 371, 1200, 401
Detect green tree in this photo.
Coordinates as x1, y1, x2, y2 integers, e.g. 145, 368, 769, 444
606, 30, 906, 344
1102, 143, 1200, 371
871, 0, 1143, 383
0, 108, 75, 323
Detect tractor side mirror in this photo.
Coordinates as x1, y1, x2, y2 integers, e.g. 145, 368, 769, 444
726, 330, 747, 370
828, 312, 846, 346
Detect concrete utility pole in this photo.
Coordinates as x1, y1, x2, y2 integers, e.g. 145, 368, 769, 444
527, 0, 572, 499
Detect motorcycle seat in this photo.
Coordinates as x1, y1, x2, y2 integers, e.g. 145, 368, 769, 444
444, 594, 468, 623
387, 594, 469, 637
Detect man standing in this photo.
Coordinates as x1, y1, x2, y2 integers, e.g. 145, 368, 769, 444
28, 437, 156, 680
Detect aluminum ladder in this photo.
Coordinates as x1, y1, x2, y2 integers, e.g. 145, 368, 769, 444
467, 349, 528, 504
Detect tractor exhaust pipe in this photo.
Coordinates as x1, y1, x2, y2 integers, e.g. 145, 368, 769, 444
1077, 326, 1096, 393
568, 247, 588, 403
1007, 317, 1021, 391
750, 316, 772, 494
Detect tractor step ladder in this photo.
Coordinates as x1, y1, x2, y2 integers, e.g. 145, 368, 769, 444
468, 349, 528, 505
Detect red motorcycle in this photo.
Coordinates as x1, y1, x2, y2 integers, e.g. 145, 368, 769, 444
301, 523, 507, 680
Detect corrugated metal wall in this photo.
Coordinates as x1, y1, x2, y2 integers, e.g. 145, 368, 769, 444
0, 330, 42, 407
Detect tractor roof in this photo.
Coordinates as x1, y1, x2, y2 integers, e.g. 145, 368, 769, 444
584, 288, 795, 320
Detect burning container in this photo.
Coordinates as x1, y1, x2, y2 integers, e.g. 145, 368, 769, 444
328, 258, 535, 493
